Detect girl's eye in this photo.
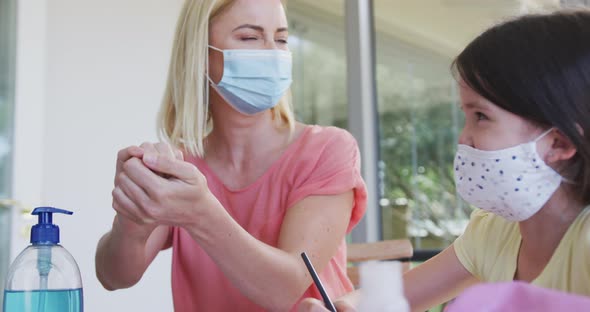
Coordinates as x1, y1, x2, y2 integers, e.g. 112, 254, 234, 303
475, 112, 488, 121
276, 39, 288, 44
241, 37, 258, 41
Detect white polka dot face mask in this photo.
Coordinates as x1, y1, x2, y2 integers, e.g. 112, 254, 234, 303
453, 128, 562, 221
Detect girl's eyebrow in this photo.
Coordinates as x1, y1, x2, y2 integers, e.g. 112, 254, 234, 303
463, 101, 492, 111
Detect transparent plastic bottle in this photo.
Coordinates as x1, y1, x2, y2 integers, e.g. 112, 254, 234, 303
358, 261, 409, 312
3, 207, 83, 312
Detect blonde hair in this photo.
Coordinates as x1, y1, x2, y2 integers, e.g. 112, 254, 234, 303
158, 0, 295, 157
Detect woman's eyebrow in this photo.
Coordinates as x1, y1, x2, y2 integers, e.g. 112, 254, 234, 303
232, 24, 289, 33
232, 24, 264, 32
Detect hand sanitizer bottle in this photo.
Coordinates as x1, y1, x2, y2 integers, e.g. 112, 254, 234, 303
3, 207, 83, 312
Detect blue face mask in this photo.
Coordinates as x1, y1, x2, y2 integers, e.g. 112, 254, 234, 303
208, 46, 293, 115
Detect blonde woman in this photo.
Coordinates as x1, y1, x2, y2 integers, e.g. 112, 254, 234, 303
95, 0, 367, 311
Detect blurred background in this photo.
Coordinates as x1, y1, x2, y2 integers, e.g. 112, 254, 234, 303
1, 0, 588, 311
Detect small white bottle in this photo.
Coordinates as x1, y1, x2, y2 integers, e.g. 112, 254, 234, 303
357, 261, 409, 312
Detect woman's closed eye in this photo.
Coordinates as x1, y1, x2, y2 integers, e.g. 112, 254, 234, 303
239, 37, 287, 45
240, 36, 259, 41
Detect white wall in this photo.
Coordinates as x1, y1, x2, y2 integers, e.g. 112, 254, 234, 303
12, 0, 183, 310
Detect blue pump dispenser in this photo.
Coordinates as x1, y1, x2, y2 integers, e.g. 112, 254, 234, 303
3, 207, 83, 312
31, 207, 73, 245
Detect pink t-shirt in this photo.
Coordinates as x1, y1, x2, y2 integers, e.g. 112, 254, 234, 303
170, 125, 367, 311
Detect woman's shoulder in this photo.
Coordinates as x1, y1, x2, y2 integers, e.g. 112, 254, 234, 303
283, 124, 361, 177
297, 124, 358, 151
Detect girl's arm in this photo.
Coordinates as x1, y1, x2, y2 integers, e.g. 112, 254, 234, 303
298, 244, 478, 312
404, 245, 478, 312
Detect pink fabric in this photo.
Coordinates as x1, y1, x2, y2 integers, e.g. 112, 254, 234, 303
170, 125, 367, 311
446, 282, 590, 312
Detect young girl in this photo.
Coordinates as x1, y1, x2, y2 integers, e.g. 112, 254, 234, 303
300, 8, 590, 312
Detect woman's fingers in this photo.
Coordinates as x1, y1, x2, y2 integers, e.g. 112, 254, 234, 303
142, 154, 202, 182
122, 158, 163, 197
297, 298, 330, 312
112, 186, 152, 225
297, 298, 358, 312
139, 142, 158, 154
154, 142, 176, 159
115, 146, 144, 184
140, 142, 184, 178
334, 300, 357, 312
118, 172, 151, 208
117, 146, 144, 164
174, 148, 184, 161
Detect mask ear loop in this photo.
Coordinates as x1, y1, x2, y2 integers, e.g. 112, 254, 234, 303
206, 75, 215, 86
535, 127, 578, 185
205, 46, 231, 108
206, 45, 225, 86
206, 46, 218, 86
205, 45, 222, 117
208, 45, 223, 53
533, 128, 555, 142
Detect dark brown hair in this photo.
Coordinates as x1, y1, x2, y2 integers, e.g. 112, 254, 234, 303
453, 9, 590, 204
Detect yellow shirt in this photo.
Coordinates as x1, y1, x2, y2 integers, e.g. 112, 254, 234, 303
454, 207, 590, 296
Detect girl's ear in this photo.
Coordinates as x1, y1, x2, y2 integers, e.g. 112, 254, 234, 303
545, 129, 577, 164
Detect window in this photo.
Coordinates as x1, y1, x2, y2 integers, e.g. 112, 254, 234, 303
561, 0, 590, 7
287, 0, 348, 128
0, 0, 17, 306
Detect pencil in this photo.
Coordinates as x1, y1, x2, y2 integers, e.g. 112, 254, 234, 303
301, 252, 337, 312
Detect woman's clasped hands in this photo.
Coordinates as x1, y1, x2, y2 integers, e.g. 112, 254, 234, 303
111, 142, 215, 230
